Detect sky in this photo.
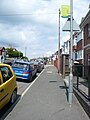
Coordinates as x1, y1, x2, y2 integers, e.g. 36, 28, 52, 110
0, 0, 89, 59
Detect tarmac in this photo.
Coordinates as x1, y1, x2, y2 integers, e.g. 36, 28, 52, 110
4, 65, 89, 120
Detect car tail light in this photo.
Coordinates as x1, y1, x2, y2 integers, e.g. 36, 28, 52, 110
23, 72, 29, 74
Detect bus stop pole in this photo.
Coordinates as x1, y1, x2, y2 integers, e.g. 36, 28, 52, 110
68, 0, 73, 105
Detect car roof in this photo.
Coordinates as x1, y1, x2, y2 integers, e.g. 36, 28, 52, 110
0, 63, 10, 67
14, 60, 30, 64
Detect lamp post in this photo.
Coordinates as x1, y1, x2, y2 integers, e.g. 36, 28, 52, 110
58, 9, 60, 73
68, 0, 73, 104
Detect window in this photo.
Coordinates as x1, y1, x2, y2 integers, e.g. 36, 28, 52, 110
30, 64, 34, 71
0, 66, 13, 82
88, 24, 90, 37
88, 54, 90, 65
77, 50, 83, 60
12, 62, 28, 70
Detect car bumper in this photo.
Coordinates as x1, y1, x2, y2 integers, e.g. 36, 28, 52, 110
15, 74, 30, 80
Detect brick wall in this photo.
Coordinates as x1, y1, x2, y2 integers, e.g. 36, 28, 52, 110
77, 39, 83, 51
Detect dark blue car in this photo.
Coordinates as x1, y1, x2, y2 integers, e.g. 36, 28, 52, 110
12, 61, 37, 82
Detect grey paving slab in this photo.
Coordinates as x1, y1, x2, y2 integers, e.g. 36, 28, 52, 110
5, 65, 89, 120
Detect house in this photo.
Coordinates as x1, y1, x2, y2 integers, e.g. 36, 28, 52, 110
80, 10, 90, 77
57, 30, 83, 77
0, 47, 5, 55
80, 10, 90, 66
60, 40, 70, 77
72, 31, 84, 64
72, 32, 77, 64
0, 47, 6, 63
54, 50, 61, 69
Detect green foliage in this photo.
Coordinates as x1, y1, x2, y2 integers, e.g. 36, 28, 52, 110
21, 56, 29, 61
43, 57, 48, 62
6, 48, 23, 58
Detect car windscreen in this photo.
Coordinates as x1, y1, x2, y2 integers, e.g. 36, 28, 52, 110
12, 62, 29, 70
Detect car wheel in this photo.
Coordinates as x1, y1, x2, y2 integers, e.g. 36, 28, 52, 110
34, 73, 37, 77
10, 90, 17, 104
28, 75, 32, 82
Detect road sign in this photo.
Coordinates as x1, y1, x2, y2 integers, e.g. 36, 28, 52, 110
62, 17, 80, 31
61, 5, 70, 18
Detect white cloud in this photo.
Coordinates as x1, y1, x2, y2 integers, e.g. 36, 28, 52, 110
48, 36, 57, 41
0, 0, 89, 58
45, 51, 54, 57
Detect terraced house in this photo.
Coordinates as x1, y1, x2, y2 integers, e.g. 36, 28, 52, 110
80, 10, 90, 65
80, 10, 90, 77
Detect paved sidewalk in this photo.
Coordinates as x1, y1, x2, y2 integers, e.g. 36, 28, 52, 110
5, 65, 89, 120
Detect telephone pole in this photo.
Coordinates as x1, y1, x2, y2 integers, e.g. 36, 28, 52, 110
25, 47, 27, 57
58, 9, 60, 73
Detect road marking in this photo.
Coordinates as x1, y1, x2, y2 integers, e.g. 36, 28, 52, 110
21, 69, 45, 98
47, 71, 52, 73
0, 67, 47, 120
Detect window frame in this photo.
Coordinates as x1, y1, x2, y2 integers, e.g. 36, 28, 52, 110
0, 66, 13, 83
88, 23, 90, 37
88, 54, 90, 65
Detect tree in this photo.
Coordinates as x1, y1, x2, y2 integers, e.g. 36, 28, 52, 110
6, 48, 23, 58
21, 56, 29, 61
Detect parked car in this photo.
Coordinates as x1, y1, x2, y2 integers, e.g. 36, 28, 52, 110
4, 59, 14, 66
0, 63, 17, 110
29, 60, 41, 73
36, 59, 44, 70
12, 61, 37, 82
39, 60, 44, 69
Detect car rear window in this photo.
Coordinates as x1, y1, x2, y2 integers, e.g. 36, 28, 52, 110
12, 62, 29, 70
0, 66, 13, 82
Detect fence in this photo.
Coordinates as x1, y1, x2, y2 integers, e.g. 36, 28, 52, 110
73, 65, 90, 101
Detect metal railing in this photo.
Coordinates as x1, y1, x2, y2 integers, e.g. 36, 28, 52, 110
73, 65, 90, 101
